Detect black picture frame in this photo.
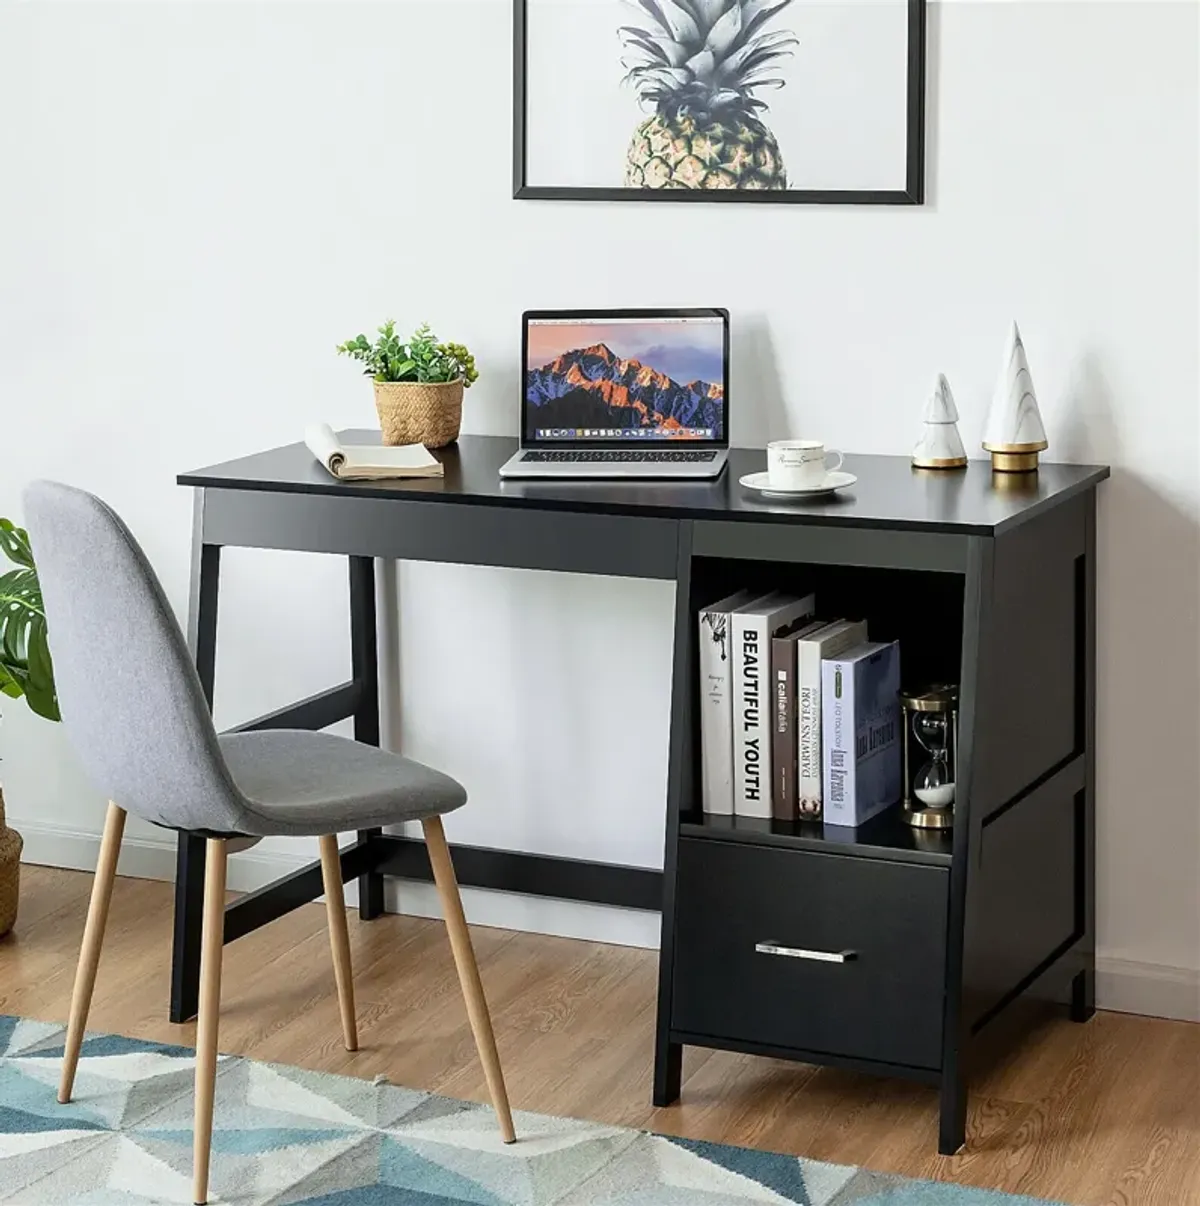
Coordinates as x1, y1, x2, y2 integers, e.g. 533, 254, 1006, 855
513, 0, 926, 206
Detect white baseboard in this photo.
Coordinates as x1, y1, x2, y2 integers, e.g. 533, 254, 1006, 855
14, 818, 309, 896
1096, 956, 1200, 1023
14, 819, 660, 950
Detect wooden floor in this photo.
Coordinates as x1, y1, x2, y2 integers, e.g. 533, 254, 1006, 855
1, 865, 1197, 1205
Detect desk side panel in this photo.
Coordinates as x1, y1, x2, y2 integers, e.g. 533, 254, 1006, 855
973, 495, 1086, 816
968, 759, 1086, 1031
959, 490, 1094, 1038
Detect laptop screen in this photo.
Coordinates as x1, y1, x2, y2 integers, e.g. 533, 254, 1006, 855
523, 310, 728, 445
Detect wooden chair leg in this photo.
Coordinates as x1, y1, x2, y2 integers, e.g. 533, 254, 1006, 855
193, 838, 227, 1206
58, 802, 127, 1104
319, 835, 358, 1052
422, 815, 516, 1143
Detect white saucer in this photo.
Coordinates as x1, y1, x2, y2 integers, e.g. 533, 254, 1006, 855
739, 470, 858, 498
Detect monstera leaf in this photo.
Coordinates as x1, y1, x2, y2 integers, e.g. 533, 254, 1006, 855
0, 519, 59, 722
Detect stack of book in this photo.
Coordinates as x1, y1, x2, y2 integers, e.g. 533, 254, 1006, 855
699, 591, 901, 827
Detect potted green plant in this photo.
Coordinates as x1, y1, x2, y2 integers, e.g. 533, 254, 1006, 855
0, 518, 59, 937
337, 320, 479, 449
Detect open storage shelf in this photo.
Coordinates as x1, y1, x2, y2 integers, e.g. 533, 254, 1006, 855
682, 555, 966, 850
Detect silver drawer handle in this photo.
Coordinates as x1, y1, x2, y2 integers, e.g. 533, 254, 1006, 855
755, 941, 857, 964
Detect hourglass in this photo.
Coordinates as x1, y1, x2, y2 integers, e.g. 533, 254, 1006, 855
901, 686, 958, 830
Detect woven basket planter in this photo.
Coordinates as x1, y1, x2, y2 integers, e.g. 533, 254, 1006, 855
374, 379, 463, 449
0, 787, 22, 938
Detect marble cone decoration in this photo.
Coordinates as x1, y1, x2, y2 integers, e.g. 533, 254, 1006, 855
983, 322, 1049, 472
912, 374, 967, 469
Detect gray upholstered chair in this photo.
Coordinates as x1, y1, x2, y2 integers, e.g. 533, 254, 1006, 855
24, 481, 515, 1205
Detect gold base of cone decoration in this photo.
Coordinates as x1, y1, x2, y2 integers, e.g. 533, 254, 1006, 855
990, 469, 1041, 494
984, 443, 1047, 473
912, 454, 968, 470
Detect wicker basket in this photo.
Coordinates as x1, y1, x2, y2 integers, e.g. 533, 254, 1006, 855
0, 787, 22, 938
373, 379, 463, 449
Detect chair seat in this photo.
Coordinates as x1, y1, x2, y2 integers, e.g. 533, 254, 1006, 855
217, 730, 467, 837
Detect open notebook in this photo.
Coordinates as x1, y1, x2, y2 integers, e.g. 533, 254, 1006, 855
304, 424, 443, 481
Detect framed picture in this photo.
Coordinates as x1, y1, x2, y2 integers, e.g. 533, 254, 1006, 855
514, 0, 926, 205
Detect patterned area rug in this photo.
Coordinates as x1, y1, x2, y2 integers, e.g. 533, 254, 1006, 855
0, 1016, 1062, 1205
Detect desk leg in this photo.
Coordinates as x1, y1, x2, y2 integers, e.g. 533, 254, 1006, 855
653, 523, 692, 1107
170, 834, 208, 1024
938, 1074, 967, 1155
350, 556, 385, 921
1071, 493, 1097, 1024
936, 536, 992, 1154
171, 505, 220, 1024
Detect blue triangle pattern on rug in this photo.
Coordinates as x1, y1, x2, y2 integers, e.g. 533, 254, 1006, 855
0, 1015, 1067, 1206
838, 1186, 1060, 1206
295, 1190, 473, 1206
23, 1031, 195, 1061
666, 1133, 814, 1203
379, 1137, 507, 1206
141, 1125, 358, 1154
0, 1105, 108, 1135
0, 1065, 108, 1126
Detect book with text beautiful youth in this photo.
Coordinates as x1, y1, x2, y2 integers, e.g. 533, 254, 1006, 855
771, 619, 831, 821
732, 592, 815, 818
822, 641, 902, 827
304, 423, 443, 480
796, 619, 869, 818
698, 590, 762, 814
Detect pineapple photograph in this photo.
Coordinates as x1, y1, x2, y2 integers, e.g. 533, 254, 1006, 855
620, 0, 798, 191
517, 0, 926, 204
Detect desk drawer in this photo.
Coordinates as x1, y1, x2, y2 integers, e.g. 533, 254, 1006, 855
672, 839, 948, 1069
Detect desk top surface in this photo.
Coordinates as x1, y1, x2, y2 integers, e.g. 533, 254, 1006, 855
180, 433, 1109, 536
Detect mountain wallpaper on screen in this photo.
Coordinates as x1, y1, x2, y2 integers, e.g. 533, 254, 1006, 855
526, 344, 724, 438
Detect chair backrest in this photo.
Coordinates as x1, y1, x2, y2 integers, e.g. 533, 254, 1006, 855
22, 481, 246, 833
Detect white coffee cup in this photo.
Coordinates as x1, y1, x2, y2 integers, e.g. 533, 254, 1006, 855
766, 440, 844, 490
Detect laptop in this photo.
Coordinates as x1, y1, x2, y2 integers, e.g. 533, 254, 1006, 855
499, 308, 730, 479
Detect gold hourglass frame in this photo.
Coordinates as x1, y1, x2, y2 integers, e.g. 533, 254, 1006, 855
901, 685, 958, 830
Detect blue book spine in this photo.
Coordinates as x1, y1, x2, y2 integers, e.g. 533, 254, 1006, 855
822, 642, 901, 826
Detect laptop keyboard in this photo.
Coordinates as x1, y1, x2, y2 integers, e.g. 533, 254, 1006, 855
521, 449, 718, 463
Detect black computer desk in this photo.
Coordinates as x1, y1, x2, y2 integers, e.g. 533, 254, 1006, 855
176, 432, 1108, 1152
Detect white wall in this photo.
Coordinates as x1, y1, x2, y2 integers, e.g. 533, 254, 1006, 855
1, 2, 1197, 1016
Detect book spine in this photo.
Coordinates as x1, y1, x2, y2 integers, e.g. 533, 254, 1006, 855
733, 612, 771, 818
796, 640, 823, 818
699, 608, 736, 814
823, 659, 855, 825
854, 644, 902, 825
771, 636, 796, 821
